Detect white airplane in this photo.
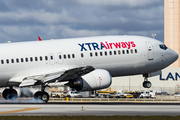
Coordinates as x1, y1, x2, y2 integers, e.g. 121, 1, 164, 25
0, 35, 178, 102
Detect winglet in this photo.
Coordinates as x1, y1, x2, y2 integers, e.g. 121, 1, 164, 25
38, 36, 42, 41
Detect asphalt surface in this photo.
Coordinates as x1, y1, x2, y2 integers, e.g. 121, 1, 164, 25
0, 101, 180, 116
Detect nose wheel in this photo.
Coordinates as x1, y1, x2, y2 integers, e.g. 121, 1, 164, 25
142, 78, 152, 88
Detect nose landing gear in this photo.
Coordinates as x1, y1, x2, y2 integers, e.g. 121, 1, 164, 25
142, 77, 152, 88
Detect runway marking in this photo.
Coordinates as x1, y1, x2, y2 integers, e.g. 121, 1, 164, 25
80, 101, 86, 103
0, 108, 41, 115
135, 102, 143, 103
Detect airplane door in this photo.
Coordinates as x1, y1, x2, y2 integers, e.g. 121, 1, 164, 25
49, 53, 55, 65
146, 42, 154, 60
57, 53, 63, 64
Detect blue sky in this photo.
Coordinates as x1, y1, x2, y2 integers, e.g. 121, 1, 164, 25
0, 0, 164, 43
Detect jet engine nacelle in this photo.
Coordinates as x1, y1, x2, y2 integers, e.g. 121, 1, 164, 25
66, 69, 112, 91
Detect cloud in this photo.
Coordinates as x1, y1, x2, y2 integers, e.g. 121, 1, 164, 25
77, 0, 162, 8
0, 0, 164, 43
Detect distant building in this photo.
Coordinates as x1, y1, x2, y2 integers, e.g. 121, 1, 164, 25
164, 0, 180, 67
111, 67, 180, 94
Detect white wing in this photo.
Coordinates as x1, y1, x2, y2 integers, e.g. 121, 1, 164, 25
18, 66, 94, 87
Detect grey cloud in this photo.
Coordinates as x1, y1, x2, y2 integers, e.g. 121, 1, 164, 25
0, 0, 164, 43
0, 1, 10, 12
3, 0, 78, 13
77, 0, 163, 8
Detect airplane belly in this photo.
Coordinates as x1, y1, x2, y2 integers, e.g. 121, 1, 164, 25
110, 64, 124, 77
122, 54, 145, 75
93, 62, 124, 77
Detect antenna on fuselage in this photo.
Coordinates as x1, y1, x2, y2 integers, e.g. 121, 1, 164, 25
152, 34, 156, 39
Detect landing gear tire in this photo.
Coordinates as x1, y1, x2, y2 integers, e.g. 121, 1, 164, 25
41, 92, 49, 103
142, 81, 152, 88
34, 91, 49, 103
34, 91, 42, 99
2, 89, 18, 100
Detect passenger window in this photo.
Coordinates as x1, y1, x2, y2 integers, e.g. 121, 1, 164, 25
100, 52, 103, 56
50, 56, 53, 60
72, 54, 75, 58
131, 49, 133, 53
21, 58, 24, 62
109, 51, 112, 55
25, 58, 28, 62
45, 56, 48, 60
16, 58, 19, 63
11, 59, 14, 63
35, 57, 38, 61
105, 51, 107, 56
64, 55, 66, 59
126, 50, 129, 54
30, 57, 33, 62
90, 52, 93, 57
40, 56, 43, 61
95, 52, 98, 56
81, 53, 84, 58
59, 55, 61, 59
114, 51, 116, 55
118, 50, 121, 54
1, 60, 4, 64
6, 59, 9, 64
122, 50, 125, 54
68, 54, 70, 59
135, 49, 137, 53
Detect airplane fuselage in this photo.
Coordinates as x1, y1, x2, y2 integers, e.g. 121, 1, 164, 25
0, 36, 178, 87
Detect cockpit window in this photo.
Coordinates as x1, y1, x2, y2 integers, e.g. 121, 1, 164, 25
159, 44, 168, 50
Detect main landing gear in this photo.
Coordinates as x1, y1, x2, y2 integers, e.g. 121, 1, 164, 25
34, 85, 49, 103
2, 87, 18, 100
142, 77, 152, 88
2, 86, 49, 103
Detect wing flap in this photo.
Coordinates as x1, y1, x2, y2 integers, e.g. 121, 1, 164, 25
19, 79, 37, 87
42, 72, 63, 83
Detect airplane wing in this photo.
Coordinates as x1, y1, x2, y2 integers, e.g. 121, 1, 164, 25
19, 66, 95, 87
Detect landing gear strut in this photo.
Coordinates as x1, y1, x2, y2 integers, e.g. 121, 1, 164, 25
2, 87, 18, 100
142, 77, 152, 88
34, 85, 49, 103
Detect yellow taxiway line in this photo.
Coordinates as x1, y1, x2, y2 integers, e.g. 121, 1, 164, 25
0, 108, 41, 115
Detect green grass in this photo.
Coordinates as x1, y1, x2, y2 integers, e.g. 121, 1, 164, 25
0, 116, 180, 120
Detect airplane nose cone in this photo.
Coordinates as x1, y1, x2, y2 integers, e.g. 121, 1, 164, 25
172, 51, 179, 62
166, 49, 179, 63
